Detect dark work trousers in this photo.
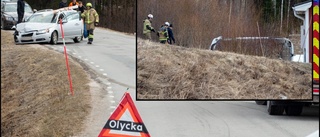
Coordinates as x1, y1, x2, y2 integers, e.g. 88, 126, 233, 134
87, 29, 94, 42
160, 40, 166, 44
17, 13, 24, 24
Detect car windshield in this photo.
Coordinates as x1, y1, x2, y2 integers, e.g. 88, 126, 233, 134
27, 12, 57, 23
25, 4, 32, 12
4, 4, 15, 12
4, 3, 33, 13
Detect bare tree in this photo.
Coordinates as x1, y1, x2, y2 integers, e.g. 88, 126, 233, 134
273, 0, 277, 17
280, 0, 284, 34
286, 0, 291, 33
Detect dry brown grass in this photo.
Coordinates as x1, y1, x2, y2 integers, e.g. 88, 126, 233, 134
137, 38, 312, 99
1, 30, 91, 136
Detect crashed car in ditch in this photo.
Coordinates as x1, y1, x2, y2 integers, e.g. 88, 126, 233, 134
14, 9, 83, 44
209, 36, 295, 61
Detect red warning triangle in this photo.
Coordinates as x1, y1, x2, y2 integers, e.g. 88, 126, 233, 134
98, 92, 150, 137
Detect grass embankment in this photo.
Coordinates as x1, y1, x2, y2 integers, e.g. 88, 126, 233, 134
1, 30, 91, 136
137, 39, 311, 99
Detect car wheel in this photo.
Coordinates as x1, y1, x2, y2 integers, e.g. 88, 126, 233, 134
13, 31, 19, 44
73, 36, 81, 43
50, 31, 58, 45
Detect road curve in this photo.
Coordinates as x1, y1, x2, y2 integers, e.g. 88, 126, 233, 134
137, 101, 318, 137
42, 28, 318, 137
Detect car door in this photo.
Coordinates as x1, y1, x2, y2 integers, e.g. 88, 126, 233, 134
63, 12, 82, 38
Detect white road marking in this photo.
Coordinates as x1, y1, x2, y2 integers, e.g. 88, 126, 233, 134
84, 58, 88, 61
106, 82, 111, 85
95, 65, 100, 67
72, 52, 76, 55
108, 91, 113, 94
99, 69, 104, 71
107, 86, 112, 89
103, 73, 107, 76
109, 95, 114, 98
90, 62, 94, 64
110, 100, 115, 103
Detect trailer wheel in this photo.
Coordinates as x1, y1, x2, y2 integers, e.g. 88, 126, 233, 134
285, 105, 303, 116
267, 101, 284, 115
255, 101, 267, 105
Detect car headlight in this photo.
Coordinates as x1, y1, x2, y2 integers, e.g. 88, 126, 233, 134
5, 16, 14, 21
36, 29, 50, 35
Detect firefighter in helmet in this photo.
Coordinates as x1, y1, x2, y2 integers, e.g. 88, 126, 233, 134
143, 14, 155, 40
157, 22, 169, 44
81, 2, 99, 44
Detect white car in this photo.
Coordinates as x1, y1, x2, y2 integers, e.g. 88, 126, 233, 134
14, 9, 83, 44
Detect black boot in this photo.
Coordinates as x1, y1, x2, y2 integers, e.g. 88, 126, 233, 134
87, 38, 93, 44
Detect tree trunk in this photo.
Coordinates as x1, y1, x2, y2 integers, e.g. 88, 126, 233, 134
273, 0, 277, 17
228, 0, 233, 37
286, 0, 291, 33
109, 0, 112, 28
280, 0, 283, 34
241, 0, 246, 15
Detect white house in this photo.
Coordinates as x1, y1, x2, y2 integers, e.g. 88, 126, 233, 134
292, 0, 313, 63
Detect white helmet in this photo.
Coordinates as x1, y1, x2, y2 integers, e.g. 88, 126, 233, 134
148, 14, 153, 19
165, 22, 170, 26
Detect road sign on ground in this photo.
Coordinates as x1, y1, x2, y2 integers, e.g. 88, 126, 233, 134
98, 92, 150, 137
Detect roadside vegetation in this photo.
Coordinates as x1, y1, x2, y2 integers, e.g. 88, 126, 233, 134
1, 30, 91, 137
137, 38, 311, 99
137, 0, 310, 99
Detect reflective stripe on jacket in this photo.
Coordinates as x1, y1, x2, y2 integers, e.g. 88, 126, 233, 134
143, 19, 152, 34
158, 30, 168, 41
81, 8, 99, 24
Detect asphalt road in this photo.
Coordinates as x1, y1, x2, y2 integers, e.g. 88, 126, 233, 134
42, 28, 318, 137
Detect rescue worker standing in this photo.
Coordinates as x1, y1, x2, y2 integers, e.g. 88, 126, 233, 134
78, 1, 85, 13
59, 0, 68, 8
81, 2, 99, 44
167, 23, 175, 44
157, 22, 169, 44
17, 0, 25, 24
69, 0, 79, 7
143, 14, 155, 40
